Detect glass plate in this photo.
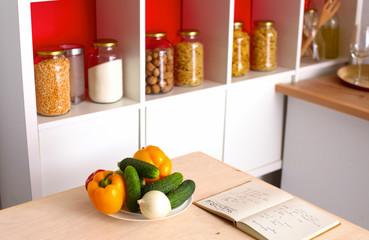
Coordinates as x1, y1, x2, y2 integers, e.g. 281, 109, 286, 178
107, 195, 193, 221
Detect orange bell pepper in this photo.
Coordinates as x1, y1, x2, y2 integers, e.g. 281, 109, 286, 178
87, 171, 125, 214
133, 145, 172, 183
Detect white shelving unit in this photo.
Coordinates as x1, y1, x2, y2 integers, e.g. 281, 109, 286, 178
0, 0, 358, 208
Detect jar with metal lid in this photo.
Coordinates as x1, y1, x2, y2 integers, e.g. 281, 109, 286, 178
174, 30, 204, 86
87, 39, 123, 103
251, 21, 278, 71
34, 47, 71, 116
145, 32, 174, 94
60, 44, 85, 104
321, 0, 339, 59
232, 22, 250, 76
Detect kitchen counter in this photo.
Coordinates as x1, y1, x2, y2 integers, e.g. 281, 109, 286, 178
276, 74, 369, 121
276, 74, 369, 230
1, 152, 369, 239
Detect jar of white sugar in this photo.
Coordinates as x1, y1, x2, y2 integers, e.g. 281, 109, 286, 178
87, 39, 123, 103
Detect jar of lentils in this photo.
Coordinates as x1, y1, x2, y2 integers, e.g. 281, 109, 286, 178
251, 21, 278, 71
34, 47, 71, 116
174, 30, 204, 86
145, 32, 174, 94
232, 22, 250, 76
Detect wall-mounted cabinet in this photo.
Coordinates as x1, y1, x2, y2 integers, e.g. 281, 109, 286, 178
0, 0, 359, 208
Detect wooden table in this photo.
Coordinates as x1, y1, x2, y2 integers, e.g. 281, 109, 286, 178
1, 152, 368, 239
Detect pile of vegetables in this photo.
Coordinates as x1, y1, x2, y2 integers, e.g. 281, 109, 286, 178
85, 145, 196, 219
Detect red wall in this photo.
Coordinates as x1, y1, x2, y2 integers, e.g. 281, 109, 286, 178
234, 0, 252, 33
31, 0, 252, 50
31, 0, 96, 56
145, 0, 182, 43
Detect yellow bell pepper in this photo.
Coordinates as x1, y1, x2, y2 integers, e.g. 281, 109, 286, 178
87, 171, 125, 214
133, 145, 172, 184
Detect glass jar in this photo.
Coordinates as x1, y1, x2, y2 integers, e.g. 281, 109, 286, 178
87, 39, 123, 103
321, 0, 339, 59
34, 47, 71, 116
251, 21, 278, 71
60, 44, 85, 104
303, 9, 325, 61
145, 32, 174, 94
174, 30, 204, 86
232, 22, 250, 76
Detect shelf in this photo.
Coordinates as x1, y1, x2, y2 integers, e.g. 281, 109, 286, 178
231, 67, 295, 84
145, 79, 224, 103
0, 0, 362, 207
37, 98, 139, 129
300, 57, 350, 71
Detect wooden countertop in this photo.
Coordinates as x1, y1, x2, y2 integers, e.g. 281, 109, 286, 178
275, 74, 369, 121
1, 152, 369, 239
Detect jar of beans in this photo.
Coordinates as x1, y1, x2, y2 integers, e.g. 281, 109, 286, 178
34, 47, 71, 116
232, 22, 250, 76
174, 30, 204, 86
145, 32, 174, 94
251, 21, 278, 71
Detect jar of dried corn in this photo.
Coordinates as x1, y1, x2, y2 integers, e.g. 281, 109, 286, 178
174, 30, 204, 86
232, 22, 250, 76
251, 21, 278, 71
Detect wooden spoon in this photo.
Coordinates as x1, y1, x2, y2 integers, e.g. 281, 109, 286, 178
300, 0, 341, 58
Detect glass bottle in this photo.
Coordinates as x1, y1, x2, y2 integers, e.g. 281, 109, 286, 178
321, 0, 339, 59
60, 44, 85, 104
303, 9, 325, 61
145, 32, 174, 94
232, 22, 250, 77
251, 21, 278, 71
34, 47, 71, 116
87, 39, 123, 103
174, 30, 204, 86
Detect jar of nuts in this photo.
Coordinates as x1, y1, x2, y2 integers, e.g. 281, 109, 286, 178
174, 30, 204, 86
251, 21, 278, 71
232, 22, 250, 76
34, 47, 71, 116
145, 32, 174, 94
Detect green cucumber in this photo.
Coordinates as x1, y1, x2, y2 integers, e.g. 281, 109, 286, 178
166, 179, 195, 209
141, 172, 183, 195
118, 157, 159, 179
123, 166, 141, 212
116, 169, 145, 188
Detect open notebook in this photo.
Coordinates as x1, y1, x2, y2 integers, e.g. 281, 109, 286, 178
195, 181, 339, 240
